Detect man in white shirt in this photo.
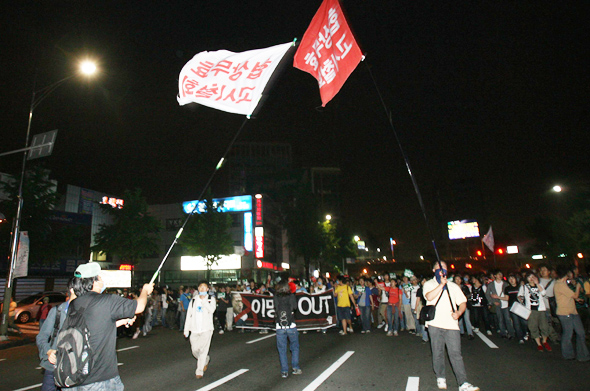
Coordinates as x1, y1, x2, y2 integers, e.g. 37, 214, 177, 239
161, 287, 169, 328
486, 270, 514, 339
376, 274, 391, 330
424, 261, 479, 391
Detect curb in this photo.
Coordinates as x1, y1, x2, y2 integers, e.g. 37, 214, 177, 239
0, 336, 35, 350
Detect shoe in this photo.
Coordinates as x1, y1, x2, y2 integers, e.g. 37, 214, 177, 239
366, 330, 371, 333
292, 368, 302, 375
537, 345, 544, 352
132, 330, 140, 339
387, 331, 393, 336
458, 382, 480, 391
468, 334, 474, 340
302, 331, 308, 334
322, 330, 326, 334
219, 330, 224, 335
384, 325, 389, 332
437, 377, 447, 389
409, 330, 416, 334
543, 342, 552, 352
519, 340, 524, 344
393, 331, 399, 336
473, 327, 479, 332
281, 372, 288, 378
377, 322, 385, 329
339, 330, 346, 335
486, 330, 492, 336
347, 327, 353, 333
196, 375, 203, 379
361, 330, 366, 334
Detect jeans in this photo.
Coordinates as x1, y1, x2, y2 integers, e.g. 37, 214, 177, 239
558, 314, 590, 361
495, 307, 515, 337
386, 304, 400, 332
41, 369, 57, 391
359, 305, 371, 331
510, 312, 527, 341
179, 311, 187, 331
471, 306, 490, 331
151, 308, 161, 327
161, 308, 167, 327
69, 376, 124, 391
276, 328, 300, 373
429, 326, 468, 385
459, 308, 474, 336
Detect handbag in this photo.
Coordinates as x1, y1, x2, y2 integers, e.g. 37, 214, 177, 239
419, 290, 444, 325
510, 301, 531, 320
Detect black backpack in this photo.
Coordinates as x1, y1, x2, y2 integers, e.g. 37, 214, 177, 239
54, 301, 93, 388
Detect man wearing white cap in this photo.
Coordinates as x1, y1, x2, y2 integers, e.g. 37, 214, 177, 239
66, 262, 153, 391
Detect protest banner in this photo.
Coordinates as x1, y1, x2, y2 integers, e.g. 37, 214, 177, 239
234, 290, 337, 330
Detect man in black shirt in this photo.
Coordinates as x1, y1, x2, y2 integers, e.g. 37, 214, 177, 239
67, 262, 153, 391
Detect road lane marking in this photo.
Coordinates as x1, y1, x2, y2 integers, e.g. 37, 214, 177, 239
13, 384, 42, 391
116, 346, 139, 352
1, 358, 7, 361
35, 367, 41, 369
118, 363, 124, 366
302, 351, 355, 391
195, 369, 249, 391
246, 333, 275, 344
406, 377, 420, 391
475, 330, 498, 348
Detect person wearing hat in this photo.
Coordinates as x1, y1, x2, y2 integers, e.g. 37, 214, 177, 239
67, 262, 154, 391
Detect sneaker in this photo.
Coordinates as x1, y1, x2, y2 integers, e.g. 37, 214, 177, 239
377, 322, 385, 329
366, 330, 371, 333
437, 378, 447, 389
132, 330, 140, 339
537, 345, 544, 352
302, 331, 308, 334
519, 340, 524, 344
543, 342, 552, 352
281, 372, 288, 378
387, 331, 393, 336
458, 382, 480, 391
486, 330, 492, 336
219, 330, 224, 335
473, 327, 479, 332
409, 329, 416, 334
347, 327, 353, 333
361, 330, 366, 334
292, 368, 302, 375
393, 331, 399, 336
322, 329, 326, 334
339, 330, 346, 335
384, 325, 389, 332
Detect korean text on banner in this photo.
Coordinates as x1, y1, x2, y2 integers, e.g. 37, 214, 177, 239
14, 231, 29, 278
178, 42, 293, 116
293, 0, 363, 106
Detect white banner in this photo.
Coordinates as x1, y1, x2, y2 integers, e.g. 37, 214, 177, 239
178, 42, 293, 116
482, 226, 494, 252
13, 231, 29, 278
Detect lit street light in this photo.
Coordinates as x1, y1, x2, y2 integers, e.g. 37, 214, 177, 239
325, 214, 332, 221
0, 60, 98, 339
552, 185, 562, 193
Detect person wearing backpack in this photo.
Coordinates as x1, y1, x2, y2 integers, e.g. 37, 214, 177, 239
36, 278, 76, 391
55, 262, 153, 390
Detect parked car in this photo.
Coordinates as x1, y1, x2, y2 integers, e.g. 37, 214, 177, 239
14, 291, 67, 323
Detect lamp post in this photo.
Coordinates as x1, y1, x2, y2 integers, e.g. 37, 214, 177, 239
0, 61, 97, 339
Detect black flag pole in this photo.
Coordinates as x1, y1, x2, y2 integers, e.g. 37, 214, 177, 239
363, 60, 455, 310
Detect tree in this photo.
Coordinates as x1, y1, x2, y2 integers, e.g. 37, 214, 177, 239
0, 165, 60, 264
283, 186, 323, 278
179, 192, 233, 281
90, 188, 161, 266
320, 220, 356, 274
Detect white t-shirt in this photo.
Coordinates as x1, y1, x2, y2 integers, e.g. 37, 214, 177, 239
494, 281, 508, 309
379, 281, 391, 302
162, 294, 168, 309
423, 279, 467, 331
409, 285, 420, 309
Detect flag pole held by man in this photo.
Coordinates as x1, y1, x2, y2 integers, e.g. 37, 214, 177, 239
53, 262, 153, 390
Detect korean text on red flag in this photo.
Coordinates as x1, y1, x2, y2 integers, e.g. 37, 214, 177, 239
293, 0, 363, 106
178, 42, 293, 116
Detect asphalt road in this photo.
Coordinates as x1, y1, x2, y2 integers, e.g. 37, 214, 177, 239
1, 326, 589, 391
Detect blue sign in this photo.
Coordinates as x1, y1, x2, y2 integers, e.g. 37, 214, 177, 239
183, 195, 253, 214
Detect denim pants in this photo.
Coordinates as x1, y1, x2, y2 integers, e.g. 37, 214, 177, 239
558, 314, 590, 361
459, 308, 474, 336
359, 305, 371, 331
161, 308, 167, 327
428, 326, 468, 385
386, 304, 400, 332
510, 312, 527, 341
41, 369, 57, 391
69, 376, 124, 391
276, 327, 300, 373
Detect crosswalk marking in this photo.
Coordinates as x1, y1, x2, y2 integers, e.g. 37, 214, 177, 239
195, 369, 249, 391
12, 384, 42, 391
245, 333, 275, 344
406, 377, 420, 391
116, 345, 139, 352
475, 330, 499, 348
302, 351, 355, 391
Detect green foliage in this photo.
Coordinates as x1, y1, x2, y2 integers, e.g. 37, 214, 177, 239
90, 188, 161, 265
179, 192, 234, 272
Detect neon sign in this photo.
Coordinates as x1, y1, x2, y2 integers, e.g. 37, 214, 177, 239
255, 226, 264, 258
182, 195, 252, 214
101, 197, 124, 209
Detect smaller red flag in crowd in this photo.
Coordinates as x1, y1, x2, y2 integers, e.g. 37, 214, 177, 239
293, 0, 363, 106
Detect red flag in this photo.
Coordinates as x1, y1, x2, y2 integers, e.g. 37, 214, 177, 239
294, 0, 363, 106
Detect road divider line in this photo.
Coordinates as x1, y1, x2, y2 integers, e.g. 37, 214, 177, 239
246, 333, 275, 344
1, 358, 7, 361
475, 331, 498, 348
302, 351, 355, 391
13, 384, 42, 391
116, 346, 139, 352
195, 369, 249, 391
406, 376, 420, 391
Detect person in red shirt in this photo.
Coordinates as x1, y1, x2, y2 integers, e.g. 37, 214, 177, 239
377, 279, 402, 336
37, 297, 52, 329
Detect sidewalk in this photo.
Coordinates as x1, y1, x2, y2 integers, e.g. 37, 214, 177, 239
0, 333, 35, 350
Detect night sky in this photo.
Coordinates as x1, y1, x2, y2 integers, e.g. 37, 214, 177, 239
1, 1, 589, 260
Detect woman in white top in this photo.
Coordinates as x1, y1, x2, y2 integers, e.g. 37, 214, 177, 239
518, 272, 551, 352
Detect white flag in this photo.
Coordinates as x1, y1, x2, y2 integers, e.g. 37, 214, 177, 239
482, 226, 494, 252
178, 42, 293, 116
13, 231, 29, 278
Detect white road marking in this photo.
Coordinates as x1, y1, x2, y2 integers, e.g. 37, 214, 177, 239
302, 351, 355, 391
195, 369, 249, 391
118, 363, 124, 366
1, 358, 7, 361
475, 330, 499, 348
406, 376, 420, 391
116, 345, 139, 352
245, 333, 275, 344
12, 384, 42, 391
35, 367, 41, 370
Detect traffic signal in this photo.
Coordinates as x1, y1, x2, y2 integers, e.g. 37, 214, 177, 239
497, 248, 504, 255
476, 250, 483, 257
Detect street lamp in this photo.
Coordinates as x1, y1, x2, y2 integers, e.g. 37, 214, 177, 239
325, 214, 332, 222
552, 185, 562, 193
0, 60, 97, 339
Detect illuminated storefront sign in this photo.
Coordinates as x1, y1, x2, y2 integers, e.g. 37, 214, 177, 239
182, 195, 252, 214
119, 264, 133, 271
100, 270, 131, 288
257, 260, 278, 270
101, 197, 124, 209
181, 254, 242, 271
255, 226, 264, 258
244, 212, 253, 252
255, 194, 263, 226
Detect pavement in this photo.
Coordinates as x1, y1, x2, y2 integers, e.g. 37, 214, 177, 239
0, 322, 39, 350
